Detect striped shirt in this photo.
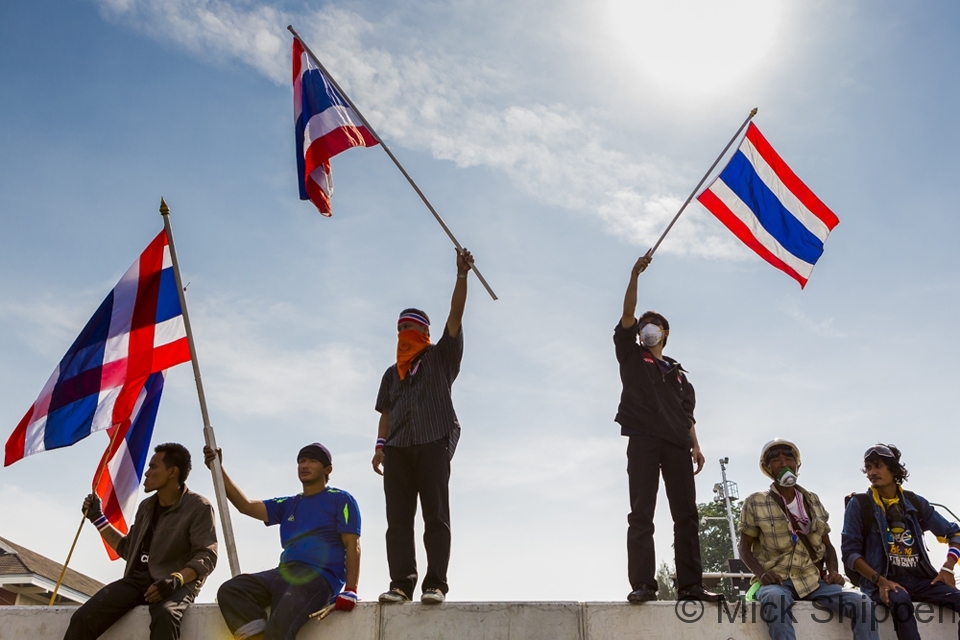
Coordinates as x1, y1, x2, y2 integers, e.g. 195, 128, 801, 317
739, 484, 831, 598
376, 327, 463, 458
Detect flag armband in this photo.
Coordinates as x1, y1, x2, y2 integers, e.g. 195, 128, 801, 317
93, 516, 110, 531
375, 438, 386, 450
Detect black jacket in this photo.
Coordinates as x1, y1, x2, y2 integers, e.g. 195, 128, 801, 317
613, 320, 696, 448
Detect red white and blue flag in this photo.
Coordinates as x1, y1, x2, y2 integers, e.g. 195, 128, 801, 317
697, 123, 840, 288
94, 371, 165, 559
293, 38, 378, 216
4, 231, 191, 466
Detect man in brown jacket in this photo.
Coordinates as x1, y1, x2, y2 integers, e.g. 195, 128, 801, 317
64, 443, 218, 640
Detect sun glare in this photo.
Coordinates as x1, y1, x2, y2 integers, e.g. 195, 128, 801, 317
601, 0, 784, 101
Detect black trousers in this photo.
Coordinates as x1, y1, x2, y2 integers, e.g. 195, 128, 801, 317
627, 435, 703, 591
63, 573, 195, 640
383, 438, 451, 598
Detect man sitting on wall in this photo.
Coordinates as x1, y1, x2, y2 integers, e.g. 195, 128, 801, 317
64, 443, 218, 640
739, 439, 876, 640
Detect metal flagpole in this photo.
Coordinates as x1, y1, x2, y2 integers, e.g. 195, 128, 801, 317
159, 198, 241, 577
287, 25, 498, 301
648, 108, 758, 256
48, 425, 126, 605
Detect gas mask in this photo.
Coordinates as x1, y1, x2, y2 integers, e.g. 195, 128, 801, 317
639, 323, 663, 348
776, 467, 798, 488
886, 502, 906, 535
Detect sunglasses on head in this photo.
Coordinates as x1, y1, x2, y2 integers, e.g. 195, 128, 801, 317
864, 444, 897, 461
764, 447, 796, 463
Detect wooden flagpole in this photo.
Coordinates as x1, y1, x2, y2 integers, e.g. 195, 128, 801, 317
48, 424, 126, 605
648, 108, 758, 256
160, 198, 242, 577
288, 25, 498, 301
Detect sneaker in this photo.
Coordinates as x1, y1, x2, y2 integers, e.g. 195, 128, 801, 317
378, 588, 409, 604
676, 584, 721, 602
421, 588, 445, 604
627, 586, 658, 603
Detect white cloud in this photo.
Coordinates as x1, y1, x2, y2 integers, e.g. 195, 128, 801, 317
778, 299, 848, 338
189, 297, 379, 428
93, 0, 748, 258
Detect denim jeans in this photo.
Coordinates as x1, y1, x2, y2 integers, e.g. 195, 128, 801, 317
217, 564, 333, 640
869, 574, 960, 640
757, 579, 877, 640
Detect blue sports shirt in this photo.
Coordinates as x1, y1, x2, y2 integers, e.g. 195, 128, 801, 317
263, 487, 361, 593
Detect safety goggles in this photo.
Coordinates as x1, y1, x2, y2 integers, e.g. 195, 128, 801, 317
764, 446, 796, 463
863, 444, 897, 461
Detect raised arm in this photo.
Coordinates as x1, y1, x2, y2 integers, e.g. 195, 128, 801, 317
446, 248, 473, 338
203, 446, 268, 522
622, 251, 652, 328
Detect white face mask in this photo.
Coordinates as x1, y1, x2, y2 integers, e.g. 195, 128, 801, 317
639, 323, 663, 347
776, 467, 798, 488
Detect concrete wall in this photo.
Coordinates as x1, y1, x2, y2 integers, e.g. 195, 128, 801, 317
1, 600, 957, 639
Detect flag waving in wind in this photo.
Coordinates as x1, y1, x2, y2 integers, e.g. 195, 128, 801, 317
294, 38, 378, 216
4, 230, 190, 466
697, 123, 840, 288
94, 371, 165, 560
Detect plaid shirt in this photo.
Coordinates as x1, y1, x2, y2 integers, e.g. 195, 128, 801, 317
739, 484, 830, 598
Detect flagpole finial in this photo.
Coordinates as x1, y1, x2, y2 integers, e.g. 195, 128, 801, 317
159, 198, 170, 217
750, 107, 758, 117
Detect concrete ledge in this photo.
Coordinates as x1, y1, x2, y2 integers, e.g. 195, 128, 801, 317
1, 600, 957, 639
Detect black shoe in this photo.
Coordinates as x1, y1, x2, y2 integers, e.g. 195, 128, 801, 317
676, 584, 721, 602
627, 586, 658, 603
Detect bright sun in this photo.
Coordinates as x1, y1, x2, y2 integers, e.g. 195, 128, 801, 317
600, 0, 784, 101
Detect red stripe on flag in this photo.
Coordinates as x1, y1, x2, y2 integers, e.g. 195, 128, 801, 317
304, 126, 378, 178
152, 339, 191, 371
293, 40, 303, 85
3, 405, 34, 466
304, 172, 333, 216
698, 189, 808, 289
744, 124, 839, 231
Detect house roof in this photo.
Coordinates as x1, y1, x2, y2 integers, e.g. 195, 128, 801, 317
0, 536, 104, 597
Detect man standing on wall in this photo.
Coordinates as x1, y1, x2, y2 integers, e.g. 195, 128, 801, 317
615, 252, 718, 603
372, 249, 473, 605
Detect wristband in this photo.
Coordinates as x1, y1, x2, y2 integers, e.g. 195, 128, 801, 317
171, 572, 185, 588
941, 565, 955, 574
93, 516, 109, 530
375, 438, 386, 450
947, 548, 960, 562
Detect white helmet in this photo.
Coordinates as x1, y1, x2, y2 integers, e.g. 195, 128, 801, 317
759, 439, 801, 480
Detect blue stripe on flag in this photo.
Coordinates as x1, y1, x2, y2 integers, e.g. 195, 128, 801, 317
59, 294, 112, 378
44, 394, 99, 450
155, 268, 182, 324
128, 372, 164, 477
301, 69, 347, 120
295, 111, 308, 199
719, 151, 825, 265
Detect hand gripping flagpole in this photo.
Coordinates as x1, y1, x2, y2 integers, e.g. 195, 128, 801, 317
160, 198, 241, 577
48, 425, 126, 605
648, 108, 758, 256
288, 25, 498, 301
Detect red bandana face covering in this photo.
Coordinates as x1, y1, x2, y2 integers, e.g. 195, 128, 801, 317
397, 329, 431, 380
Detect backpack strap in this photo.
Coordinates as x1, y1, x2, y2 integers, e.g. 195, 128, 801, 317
768, 489, 824, 570
855, 493, 876, 538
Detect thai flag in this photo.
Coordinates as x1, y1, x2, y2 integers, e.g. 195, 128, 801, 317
293, 38, 378, 216
697, 123, 840, 288
4, 231, 191, 466
94, 371, 164, 560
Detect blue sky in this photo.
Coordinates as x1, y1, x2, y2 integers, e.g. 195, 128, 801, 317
2, 0, 959, 602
